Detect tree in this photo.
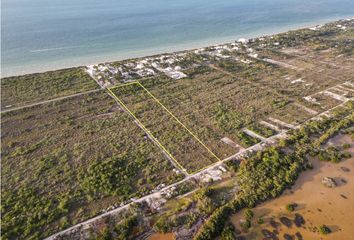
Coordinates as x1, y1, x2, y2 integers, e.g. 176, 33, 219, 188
342, 143, 350, 149
319, 224, 331, 235
257, 217, 264, 224
285, 203, 296, 212
114, 215, 138, 239
221, 223, 235, 240
243, 209, 254, 221
240, 219, 251, 231
153, 215, 172, 233
97, 228, 113, 240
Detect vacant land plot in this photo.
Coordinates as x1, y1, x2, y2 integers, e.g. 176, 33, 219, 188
110, 82, 220, 173
270, 102, 315, 125
245, 22, 354, 100
252, 51, 354, 99
2, 19, 354, 240
1, 91, 180, 239
1, 68, 98, 110
135, 67, 305, 146
309, 92, 344, 110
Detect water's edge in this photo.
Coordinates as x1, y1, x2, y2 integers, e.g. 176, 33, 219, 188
1, 15, 352, 78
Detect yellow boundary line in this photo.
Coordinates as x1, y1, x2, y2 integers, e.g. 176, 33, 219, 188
110, 81, 139, 89
107, 86, 187, 174
108, 81, 221, 174
136, 82, 221, 161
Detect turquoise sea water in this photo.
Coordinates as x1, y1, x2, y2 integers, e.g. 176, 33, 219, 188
2, 0, 354, 77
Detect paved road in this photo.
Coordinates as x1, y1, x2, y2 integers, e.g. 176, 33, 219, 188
1, 89, 102, 114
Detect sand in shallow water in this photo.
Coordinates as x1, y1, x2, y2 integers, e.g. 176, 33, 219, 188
231, 134, 354, 240
148, 233, 175, 240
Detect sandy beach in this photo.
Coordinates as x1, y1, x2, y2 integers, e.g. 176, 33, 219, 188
2, 13, 353, 78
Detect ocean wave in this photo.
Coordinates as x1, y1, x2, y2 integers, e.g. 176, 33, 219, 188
29, 46, 81, 53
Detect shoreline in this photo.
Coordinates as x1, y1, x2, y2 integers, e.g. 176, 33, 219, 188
230, 133, 354, 239
1, 15, 353, 78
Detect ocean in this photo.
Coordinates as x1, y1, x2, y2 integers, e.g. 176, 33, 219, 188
2, 0, 354, 77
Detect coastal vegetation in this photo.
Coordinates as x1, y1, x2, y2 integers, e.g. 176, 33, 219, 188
285, 203, 297, 212
319, 224, 332, 235
111, 83, 220, 172
1, 91, 181, 239
1, 18, 353, 239
1, 68, 98, 109
194, 101, 354, 239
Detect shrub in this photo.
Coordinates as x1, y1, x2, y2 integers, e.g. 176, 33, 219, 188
285, 203, 297, 212
194, 205, 232, 240
153, 215, 172, 233
243, 209, 254, 220
342, 143, 351, 149
240, 219, 251, 231
317, 147, 343, 163
221, 223, 235, 240
195, 105, 353, 240
115, 215, 138, 239
257, 218, 264, 224
305, 162, 314, 170
237, 132, 260, 147
319, 224, 331, 235
342, 152, 352, 158
213, 103, 245, 133
186, 213, 200, 228
226, 160, 240, 172
97, 228, 114, 240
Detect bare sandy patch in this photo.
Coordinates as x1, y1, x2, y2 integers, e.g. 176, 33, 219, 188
148, 233, 175, 240
231, 134, 354, 240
